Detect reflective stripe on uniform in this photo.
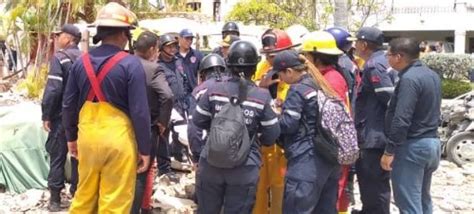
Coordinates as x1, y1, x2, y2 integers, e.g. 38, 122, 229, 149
261, 117, 278, 126
194, 88, 208, 100
209, 95, 229, 102
196, 106, 212, 117
375, 87, 394, 93
48, 75, 63, 81
60, 59, 71, 64
242, 101, 264, 110
284, 109, 301, 119
305, 91, 317, 99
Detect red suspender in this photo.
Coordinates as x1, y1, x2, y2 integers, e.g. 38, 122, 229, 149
82, 51, 128, 102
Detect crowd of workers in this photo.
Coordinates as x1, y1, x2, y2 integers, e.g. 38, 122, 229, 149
41, 2, 442, 214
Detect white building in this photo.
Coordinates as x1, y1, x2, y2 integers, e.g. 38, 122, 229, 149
366, 0, 474, 53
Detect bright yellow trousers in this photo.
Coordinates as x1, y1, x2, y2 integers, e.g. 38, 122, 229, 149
253, 145, 287, 214
69, 102, 137, 214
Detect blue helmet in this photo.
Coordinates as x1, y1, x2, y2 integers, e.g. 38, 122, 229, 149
325, 27, 354, 52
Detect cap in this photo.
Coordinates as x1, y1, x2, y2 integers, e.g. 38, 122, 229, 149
272, 50, 303, 72
355, 27, 384, 45
54, 24, 81, 39
179, 28, 194, 38
220, 35, 240, 47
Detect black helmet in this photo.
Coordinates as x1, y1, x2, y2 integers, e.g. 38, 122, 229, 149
159, 34, 177, 50
227, 41, 258, 67
222, 22, 240, 35
199, 54, 226, 72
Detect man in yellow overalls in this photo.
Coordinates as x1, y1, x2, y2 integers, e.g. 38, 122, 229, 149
252, 29, 299, 214
62, 3, 151, 213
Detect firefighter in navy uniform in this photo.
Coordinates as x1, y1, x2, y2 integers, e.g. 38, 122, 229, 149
353, 27, 397, 214
157, 34, 192, 174
212, 21, 240, 56
192, 41, 280, 214
188, 53, 227, 164
41, 23, 81, 212
177, 28, 204, 90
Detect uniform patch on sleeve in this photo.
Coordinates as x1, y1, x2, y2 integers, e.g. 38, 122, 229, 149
371, 75, 381, 83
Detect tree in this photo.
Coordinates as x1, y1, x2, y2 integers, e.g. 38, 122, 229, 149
227, 0, 393, 31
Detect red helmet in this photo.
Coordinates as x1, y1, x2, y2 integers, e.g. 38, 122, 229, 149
260, 29, 298, 54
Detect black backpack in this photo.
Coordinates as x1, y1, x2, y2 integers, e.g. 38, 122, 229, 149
204, 78, 255, 168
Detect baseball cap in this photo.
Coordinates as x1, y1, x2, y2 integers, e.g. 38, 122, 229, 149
355, 27, 384, 45
220, 35, 240, 47
53, 24, 81, 39
179, 29, 194, 38
272, 50, 303, 72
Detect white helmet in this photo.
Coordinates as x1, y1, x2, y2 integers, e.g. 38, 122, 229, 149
285, 24, 310, 49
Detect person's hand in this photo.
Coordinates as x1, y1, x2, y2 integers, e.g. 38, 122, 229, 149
137, 154, 150, 173
380, 153, 394, 171
157, 123, 166, 136
43, 121, 51, 132
68, 141, 78, 158
258, 75, 280, 88
275, 98, 283, 108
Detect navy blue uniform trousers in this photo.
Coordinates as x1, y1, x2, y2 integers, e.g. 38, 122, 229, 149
196, 159, 259, 214
355, 149, 391, 214
46, 119, 78, 195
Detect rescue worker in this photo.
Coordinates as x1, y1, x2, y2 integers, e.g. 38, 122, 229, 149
213, 34, 240, 58
212, 21, 240, 56
158, 34, 190, 174
177, 28, 204, 89
132, 31, 174, 214
326, 27, 361, 106
62, 3, 151, 213
192, 41, 280, 213
325, 27, 360, 214
41, 23, 81, 212
352, 27, 396, 214
188, 53, 227, 165
252, 28, 297, 214
274, 49, 341, 214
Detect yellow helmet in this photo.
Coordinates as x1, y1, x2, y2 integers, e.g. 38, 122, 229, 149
93, 2, 137, 29
301, 31, 343, 55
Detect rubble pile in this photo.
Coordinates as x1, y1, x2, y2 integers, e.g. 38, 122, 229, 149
0, 91, 25, 106
152, 172, 197, 213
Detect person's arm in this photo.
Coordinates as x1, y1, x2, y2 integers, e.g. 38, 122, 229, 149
279, 88, 304, 135
152, 66, 174, 127
192, 89, 212, 130
42, 57, 63, 123
62, 62, 80, 142
258, 94, 280, 146
127, 62, 152, 155
367, 67, 395, 106
385, 78, 419, 154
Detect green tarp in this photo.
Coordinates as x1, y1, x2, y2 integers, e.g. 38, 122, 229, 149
0, 102, 49, 193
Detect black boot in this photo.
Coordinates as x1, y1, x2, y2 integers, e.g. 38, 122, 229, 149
48, 190, 61, 212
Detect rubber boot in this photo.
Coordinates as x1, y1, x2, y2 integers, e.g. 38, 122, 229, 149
48, 190, 61, 212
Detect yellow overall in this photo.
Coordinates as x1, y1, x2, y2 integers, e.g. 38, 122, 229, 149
69, 52, 137, 214
252, 59, 288, 214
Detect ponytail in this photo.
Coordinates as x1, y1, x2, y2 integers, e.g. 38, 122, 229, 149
299, 54, 338, 99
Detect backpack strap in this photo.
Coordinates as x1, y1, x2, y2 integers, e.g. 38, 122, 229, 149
82, 51, 128, 102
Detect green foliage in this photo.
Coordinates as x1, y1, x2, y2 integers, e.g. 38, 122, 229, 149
421, 54, 472, 81
441, 79, 472, 99
17, 64, 48, 99
227, 0, 316, 30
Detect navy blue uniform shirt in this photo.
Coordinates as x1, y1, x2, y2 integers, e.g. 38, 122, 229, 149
42, 46, 81, 121
176, 47, 204, 90
385, 60, 441, 154
355, 50, 397, 149
279, 74, 319, 160
62, 44, 151, 155
192, 76, 280, 166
